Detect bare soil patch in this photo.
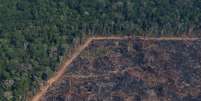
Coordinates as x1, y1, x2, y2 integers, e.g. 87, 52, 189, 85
41, 37, 201, 101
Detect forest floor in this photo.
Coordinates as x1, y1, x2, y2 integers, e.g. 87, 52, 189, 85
31, 36, 200, 101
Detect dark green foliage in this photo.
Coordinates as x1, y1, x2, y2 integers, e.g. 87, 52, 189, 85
0, 0, 200, 100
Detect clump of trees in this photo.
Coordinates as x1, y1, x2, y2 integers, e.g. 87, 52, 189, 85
0, 0, 200, 100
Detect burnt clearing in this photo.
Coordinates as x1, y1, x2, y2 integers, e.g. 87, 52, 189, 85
42, 39, 201, 101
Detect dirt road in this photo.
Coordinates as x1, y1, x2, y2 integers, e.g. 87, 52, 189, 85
31, 36, 199, 101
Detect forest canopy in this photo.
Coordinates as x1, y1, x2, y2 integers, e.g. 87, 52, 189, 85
0, 0, 200, 100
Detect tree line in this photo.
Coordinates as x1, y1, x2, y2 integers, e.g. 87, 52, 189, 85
0, 0, 200, 100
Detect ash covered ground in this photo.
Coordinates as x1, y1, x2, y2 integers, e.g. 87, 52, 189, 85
42, 39, 201, 101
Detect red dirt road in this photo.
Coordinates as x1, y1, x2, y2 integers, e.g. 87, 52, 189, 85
31, 36, 200, 101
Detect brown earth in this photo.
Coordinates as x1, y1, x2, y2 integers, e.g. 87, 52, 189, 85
31, 36, 200, 101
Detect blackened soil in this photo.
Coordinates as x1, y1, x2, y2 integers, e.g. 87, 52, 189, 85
42, 39, 201, 101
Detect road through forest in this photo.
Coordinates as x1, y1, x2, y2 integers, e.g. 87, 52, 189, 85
31, 36, 200, 101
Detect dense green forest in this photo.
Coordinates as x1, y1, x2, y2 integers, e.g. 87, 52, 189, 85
0, 0, 200, 100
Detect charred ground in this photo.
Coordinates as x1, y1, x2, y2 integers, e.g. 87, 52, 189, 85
42, 39, 201, 101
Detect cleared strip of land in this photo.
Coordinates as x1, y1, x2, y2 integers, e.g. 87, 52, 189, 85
31, 36, 200, 101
